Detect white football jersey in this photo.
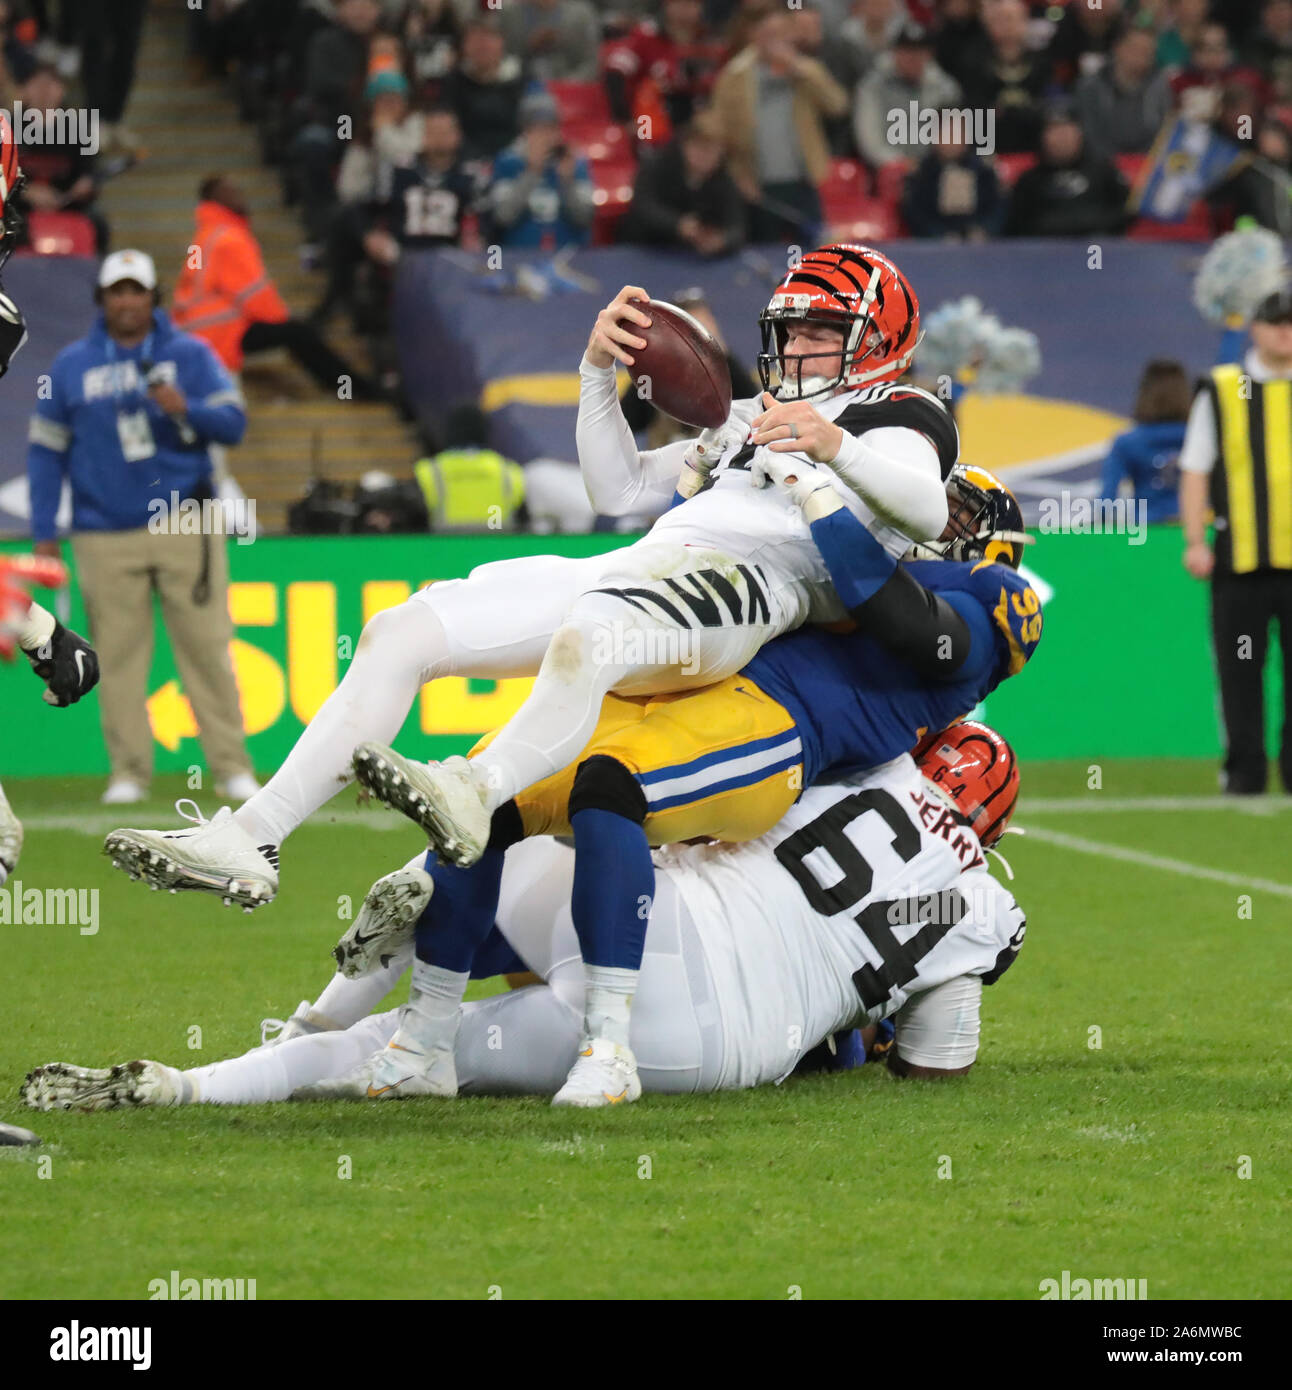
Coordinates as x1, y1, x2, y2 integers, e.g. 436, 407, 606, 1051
656, 755, 1026, 1089
641, 391, 905, 626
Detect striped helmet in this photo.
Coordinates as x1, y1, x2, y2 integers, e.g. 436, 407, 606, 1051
913, 721, 1020, 850
0, 110, 23, 275
757, 244, 920, 400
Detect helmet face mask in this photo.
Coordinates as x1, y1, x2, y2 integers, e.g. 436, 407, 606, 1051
759, 309, 850, 400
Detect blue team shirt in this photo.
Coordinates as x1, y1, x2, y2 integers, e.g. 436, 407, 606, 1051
743, 557, 1043, 787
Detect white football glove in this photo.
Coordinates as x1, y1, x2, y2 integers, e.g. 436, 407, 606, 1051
749, 450, 844, 521
676, 419, 747, 500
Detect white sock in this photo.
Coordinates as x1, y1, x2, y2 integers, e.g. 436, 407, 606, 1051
184, 1013, 397, 1103
311, 947, 412, 1030
584, 964, 637, 1049
400, 960, 471, 1053
233, 605, 452, 847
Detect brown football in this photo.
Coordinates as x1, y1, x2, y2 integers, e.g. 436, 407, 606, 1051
627, 297, 733, 429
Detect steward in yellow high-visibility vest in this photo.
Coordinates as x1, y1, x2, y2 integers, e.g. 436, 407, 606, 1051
1179, 289, 1292, 793
414, 448, 526, 530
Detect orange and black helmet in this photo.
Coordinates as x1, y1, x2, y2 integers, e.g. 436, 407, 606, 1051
913, 720, 1020, 850
758, 244, 921, 400
0, 109, 24, 275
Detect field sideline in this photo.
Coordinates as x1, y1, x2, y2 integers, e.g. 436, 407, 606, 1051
2, 759, 1289, 1301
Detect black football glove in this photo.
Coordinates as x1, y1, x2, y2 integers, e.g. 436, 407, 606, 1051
23, 620, 100, 707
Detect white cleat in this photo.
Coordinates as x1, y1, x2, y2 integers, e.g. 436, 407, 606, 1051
256, 1000, 342, 1049
22, 1059, 183, 1113
292, 1023, 457, 1101
104, 798, 278, 910
0, 782, 22, 887
552, 1038, 642, 1108
352, 744, 490, 868
332, 864, 434, 978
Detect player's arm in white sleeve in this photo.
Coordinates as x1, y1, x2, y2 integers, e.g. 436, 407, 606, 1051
828, 424, 948, 541
886, 974, 982, 1078
576, 353, 692, 516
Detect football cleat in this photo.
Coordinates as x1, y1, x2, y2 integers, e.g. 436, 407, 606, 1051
552, 1037, 642, 1108
332, 864, 434, 978
256, 1000, 341, 1049
22, 1059, 183, 1112
352, 744, 490, 868
101, 779, 146, 806
104, 799, 278, 909
0, 780, 22, 886
291, 1023, 457, 1101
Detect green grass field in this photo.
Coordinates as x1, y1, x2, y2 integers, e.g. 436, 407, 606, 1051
2, 760, 1289, 1301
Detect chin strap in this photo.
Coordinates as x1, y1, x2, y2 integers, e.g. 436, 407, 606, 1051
985, 825, 1024, 881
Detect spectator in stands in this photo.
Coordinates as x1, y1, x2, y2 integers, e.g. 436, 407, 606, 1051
959, 0, 1050, 155
402, 0, 463, 102
291, 0, 384, 251
1004, 105, 1130, 237
711, 8, 848, 242
854, 23, 960, 169
315, 108, 473, 329
27, 249, 255, 806
790, 1, 854, 156
77, 0, 147, 155
1170, 23, 1267, 123
413, 404, 527, 531
1245, 0, 1292, 102
1045, 0, 1125, 89
621, 111, 745, 255
933, 0, 986, 91
1155, 0, 1210, 72
836, 0, 908, 89
500, 0, 601, 83
1075, 24, 1173, 162
485, 91, 594, 250
603, 0, 727, 143
0, 0, 38, 94
1098, 358, 1189, 525
173, 175, 380, 399
11, 64, 107, 252
901, 124, 1005, 239
1207, 116, 1292, 236
335, 70, 424, 210
445, 16, 525, 162
619, 288, 758, 446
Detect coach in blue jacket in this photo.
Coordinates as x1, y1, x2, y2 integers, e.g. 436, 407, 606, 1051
26, 249, 257, 806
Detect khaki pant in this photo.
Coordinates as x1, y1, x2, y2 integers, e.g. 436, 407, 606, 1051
71, 527, 252, 787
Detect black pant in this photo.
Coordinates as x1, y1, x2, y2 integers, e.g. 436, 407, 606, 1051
241, 319, 377, 400
77, 0, 147, 124
746, 179, 823, 246
1210, 570, 1292, 793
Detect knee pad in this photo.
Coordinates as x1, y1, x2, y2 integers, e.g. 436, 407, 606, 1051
568, 755, 646, 824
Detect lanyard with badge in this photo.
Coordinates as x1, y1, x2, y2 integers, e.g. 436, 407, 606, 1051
108, 331, 157, 462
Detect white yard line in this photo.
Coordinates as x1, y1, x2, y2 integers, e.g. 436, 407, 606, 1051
1023, 795, 1290, 815
1022, 826, 1292, 898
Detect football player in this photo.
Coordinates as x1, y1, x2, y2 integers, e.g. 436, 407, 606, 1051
103, 245, 955, 911
332, 464, 1038, 1104
24, 723, 1028, 1111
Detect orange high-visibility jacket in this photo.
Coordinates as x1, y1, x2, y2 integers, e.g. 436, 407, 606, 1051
172, 201, 289, 371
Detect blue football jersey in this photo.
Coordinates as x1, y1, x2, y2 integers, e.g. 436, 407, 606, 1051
742, 559, 1042, 786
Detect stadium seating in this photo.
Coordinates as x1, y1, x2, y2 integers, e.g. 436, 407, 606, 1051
18, 210, 97, 257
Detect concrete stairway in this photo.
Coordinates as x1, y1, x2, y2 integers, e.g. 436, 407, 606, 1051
95, 0, 419, 532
